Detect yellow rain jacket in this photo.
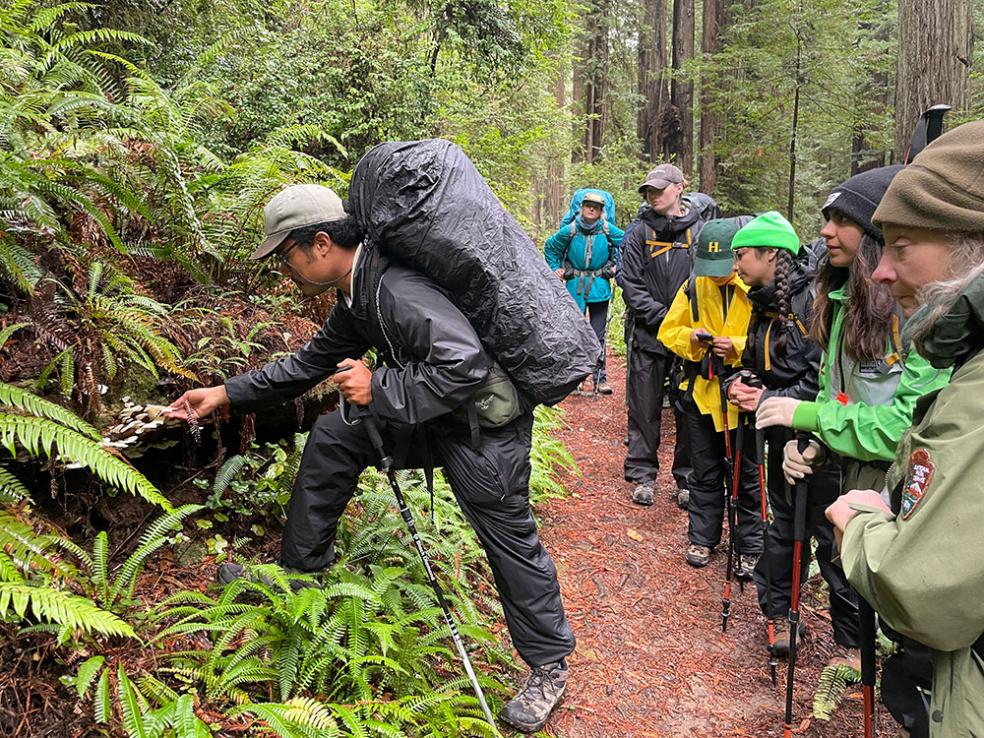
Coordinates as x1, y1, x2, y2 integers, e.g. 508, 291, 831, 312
657, 274, 752, 432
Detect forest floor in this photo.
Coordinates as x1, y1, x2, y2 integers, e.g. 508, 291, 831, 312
536, 350, 894, 738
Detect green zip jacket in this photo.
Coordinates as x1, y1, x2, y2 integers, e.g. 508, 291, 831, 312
790, 286, 950, 462
841, 273, 984, 738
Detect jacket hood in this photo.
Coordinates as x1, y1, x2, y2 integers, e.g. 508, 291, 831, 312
915, 270, 984, 369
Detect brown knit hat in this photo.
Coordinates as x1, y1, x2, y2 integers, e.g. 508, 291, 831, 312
873, 121, 984, 234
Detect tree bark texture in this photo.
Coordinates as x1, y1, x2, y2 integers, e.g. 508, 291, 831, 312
699, 0, 723, 193
894, 0, 972, 160
669, 0, 695, 174
637, 0, 670, 160
575, 0, 612, 163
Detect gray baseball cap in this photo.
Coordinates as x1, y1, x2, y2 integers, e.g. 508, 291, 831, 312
638, 163, 684, 193
250, 184, 347, 260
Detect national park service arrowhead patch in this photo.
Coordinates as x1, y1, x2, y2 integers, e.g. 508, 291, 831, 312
901, 448, 935, 519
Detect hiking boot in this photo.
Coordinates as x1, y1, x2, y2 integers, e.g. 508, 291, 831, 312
675, 487, 690, 509
216, 562, 321, 593
737, 553, 759, 581
827, 645, 862, 674
769, 619, 807, 657
500, 659, 569, 733
596, 381, 613, 395
686, 544, 712, 568
631, 482, 655, 506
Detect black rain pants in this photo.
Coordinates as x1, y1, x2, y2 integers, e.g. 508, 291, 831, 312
281, 408, 576, 668
685, 411, 762, 554
751, 429, 860, 648
623, 343, 692, 489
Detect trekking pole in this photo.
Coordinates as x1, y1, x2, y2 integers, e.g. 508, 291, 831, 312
360, 411, 497, 728
783, 433, 810, 738
715, 358, 740, 632
757, 428, 779, 687
859, 597, 878, 738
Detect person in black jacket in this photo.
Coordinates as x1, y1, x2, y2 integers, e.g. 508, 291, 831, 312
620, 164, 719, 507
727, 212, 860, 664
168, 185, 574, 734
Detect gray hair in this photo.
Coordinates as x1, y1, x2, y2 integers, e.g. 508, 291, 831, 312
904, 234, 984, 346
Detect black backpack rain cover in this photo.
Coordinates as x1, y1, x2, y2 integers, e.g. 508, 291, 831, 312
348, 139, 599, 406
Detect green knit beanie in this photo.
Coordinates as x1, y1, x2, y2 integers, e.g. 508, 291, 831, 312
873, 121, 984, 234
731, 211, 800, 254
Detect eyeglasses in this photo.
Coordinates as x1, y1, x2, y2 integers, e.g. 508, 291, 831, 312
277, 241, 299, 267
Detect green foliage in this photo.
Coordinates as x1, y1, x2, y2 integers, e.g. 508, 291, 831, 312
812, 663, 862, 721
64, 504, 203, 613
0, 380, 168, 507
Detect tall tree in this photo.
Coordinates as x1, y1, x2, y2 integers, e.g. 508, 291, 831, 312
637, 0, 670, 160
574, 0, 612, 162
668, 0, 695, 173
894, 0, 972, 159
699, 0, 726, 193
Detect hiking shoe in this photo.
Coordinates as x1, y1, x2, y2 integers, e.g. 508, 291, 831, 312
596, 381, 613, 395
686, 544, 712, 568
827, 645, 862, 674
769, 619, 807, 657
676, 487, 690, 509
500, 659, 569, 733
631, 482, 655, 506
216, 562, 321, 593
737, 553, 759, 581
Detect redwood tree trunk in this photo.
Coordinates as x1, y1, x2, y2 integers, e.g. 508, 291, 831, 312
699, 0, 723, 193
637, 0, 670, 160
894, 0, 972, 159
669, 0, 695, 173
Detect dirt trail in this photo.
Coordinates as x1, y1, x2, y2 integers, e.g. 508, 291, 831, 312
537, 351, 892, 738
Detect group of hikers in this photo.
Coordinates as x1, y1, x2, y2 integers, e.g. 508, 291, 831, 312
169, 120, 984, 737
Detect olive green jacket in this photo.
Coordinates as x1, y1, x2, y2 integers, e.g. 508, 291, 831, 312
842, 336, 984, 737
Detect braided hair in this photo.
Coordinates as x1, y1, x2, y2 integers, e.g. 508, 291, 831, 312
772, 249, 794, 357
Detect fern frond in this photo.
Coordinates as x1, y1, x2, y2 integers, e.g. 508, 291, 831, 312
0, 413, 169, 508
73, 655, 106, 699
0, 381, 100, 438
0, 582, 135, 637
0, 466, 30, 503
812, 663, 861, 721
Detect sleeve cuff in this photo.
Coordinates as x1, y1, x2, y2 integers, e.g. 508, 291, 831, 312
792, 401, 820, 431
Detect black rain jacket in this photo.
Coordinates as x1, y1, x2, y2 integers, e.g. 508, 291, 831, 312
224, 247, 491, 426
736, 257, 821, 402
620, 193, 719, 354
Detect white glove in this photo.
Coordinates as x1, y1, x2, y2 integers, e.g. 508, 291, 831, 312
755, 396, 801, 429
782, 439, 825, 485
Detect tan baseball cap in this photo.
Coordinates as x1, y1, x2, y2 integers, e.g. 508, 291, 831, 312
581, 191, 606, 207
250, 184, 347, 260
638, 164, 684, 193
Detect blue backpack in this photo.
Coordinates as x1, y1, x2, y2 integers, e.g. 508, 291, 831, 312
560, 188, 617, 228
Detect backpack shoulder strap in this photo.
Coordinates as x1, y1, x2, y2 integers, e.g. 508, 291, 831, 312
686, 273, 700, 323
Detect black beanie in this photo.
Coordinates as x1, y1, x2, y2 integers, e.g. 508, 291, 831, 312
821, 164, 904, 243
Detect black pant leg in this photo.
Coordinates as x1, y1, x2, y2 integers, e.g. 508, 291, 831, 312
587, 300, 609, 383
735, 430, 764, 556
434, 413, 575, 667
624, 345, 664, 483
753, 429, 798, 618
661, 358, 693, 490
686, 411, 726, 548
281, 409, 379, 571
807, 467, 861, 648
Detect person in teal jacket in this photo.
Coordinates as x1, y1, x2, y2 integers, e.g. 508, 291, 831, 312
544, 190, 624, 394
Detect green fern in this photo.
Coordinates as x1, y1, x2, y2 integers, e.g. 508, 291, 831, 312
0, 403, 169, 508
812, 663, 862, 721
0, 581, 134, 637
